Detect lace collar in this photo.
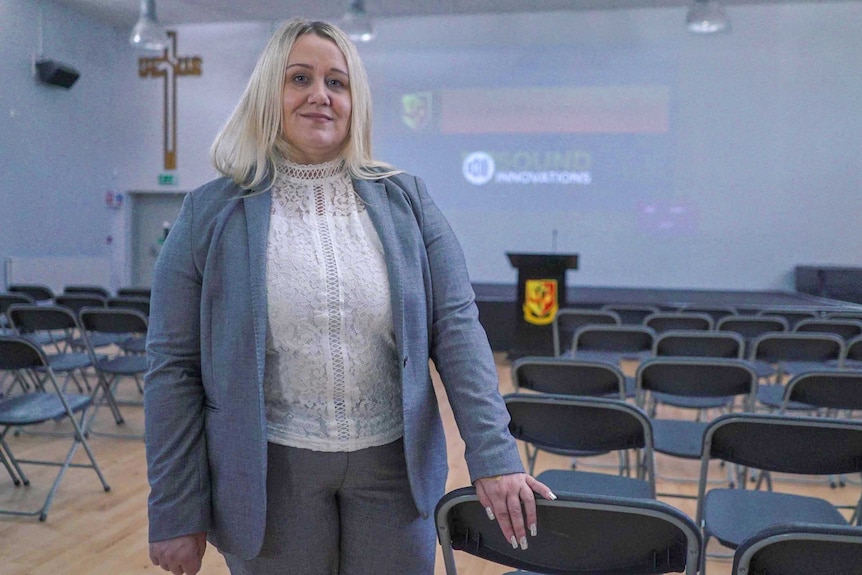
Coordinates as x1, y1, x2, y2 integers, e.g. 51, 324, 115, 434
274, 157, 346, 182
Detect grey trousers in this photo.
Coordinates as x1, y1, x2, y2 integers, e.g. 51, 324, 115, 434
221, 438, 436, 575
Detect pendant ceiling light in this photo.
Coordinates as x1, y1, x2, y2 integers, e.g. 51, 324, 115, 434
340, 0, 376, 43
686, 0, 730, 34
130, 0, 169, 51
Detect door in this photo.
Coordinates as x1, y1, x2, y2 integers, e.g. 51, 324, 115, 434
130, 192, 187, 287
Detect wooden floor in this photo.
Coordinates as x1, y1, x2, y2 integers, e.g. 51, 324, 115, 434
1, 354, 859, 574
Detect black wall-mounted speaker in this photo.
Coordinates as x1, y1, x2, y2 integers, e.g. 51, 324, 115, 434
35, 59, 80, 89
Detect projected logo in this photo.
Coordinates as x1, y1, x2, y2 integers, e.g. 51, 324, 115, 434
462, 150, 591, 186
462, 152, 496, 186
401, 92, 433, 131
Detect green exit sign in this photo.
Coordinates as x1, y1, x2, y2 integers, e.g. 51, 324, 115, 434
158, 173, 178, 186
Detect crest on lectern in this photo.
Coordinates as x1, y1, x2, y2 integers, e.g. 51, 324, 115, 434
523, 279, 558, 325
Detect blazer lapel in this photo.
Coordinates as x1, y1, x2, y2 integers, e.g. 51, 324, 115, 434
354, 178, 406, 356
244, 191, 271, 385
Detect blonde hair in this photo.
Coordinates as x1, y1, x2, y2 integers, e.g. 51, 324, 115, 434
210, 18, 399, 188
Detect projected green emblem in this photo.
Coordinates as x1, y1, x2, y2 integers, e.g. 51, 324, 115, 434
401, 92, 432, 131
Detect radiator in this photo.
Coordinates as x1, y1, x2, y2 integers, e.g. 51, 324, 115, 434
4, 256, 112, 294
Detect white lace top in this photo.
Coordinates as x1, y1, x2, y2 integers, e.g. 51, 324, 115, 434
264, 158, 403, 452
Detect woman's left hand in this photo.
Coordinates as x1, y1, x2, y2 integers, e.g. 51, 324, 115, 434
473, 473, 556, 551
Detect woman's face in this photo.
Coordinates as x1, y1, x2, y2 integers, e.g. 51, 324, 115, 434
281, 33, 352, 164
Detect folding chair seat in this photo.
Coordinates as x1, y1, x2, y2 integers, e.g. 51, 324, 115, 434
843, 335, 862, 369
793, 318, 862, 341
436, 486, 701, 575
62, 285, 111, 298
695, 413, 862, 573
635, 358, 757, 497
78, 308, 149, 436
504, 393, 656, 499
0, 336, 110, 520
6, 305, 95, 394
8, 284, 54, 303
600, 303, 661, 325
732, 522, 862, 575
750, 332, 844, 409
551, 308, 620, 356
644, 312, 713, 334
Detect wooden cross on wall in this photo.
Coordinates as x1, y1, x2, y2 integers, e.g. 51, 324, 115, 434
138, 31, 202, 171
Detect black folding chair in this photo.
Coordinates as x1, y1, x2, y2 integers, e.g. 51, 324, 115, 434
511, 356, 626, 399
78, 308, 149, 437
436, 486, 701, 575
552, 308, 620, 356
505, 393, 656, 498
695, 413, 862, 573
0, 336, 110, 520
62, 285, 111, 298
8, 284, 54, 303
732, 522, 862, 575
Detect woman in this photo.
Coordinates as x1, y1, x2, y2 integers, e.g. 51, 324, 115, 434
144, 18, 554, 575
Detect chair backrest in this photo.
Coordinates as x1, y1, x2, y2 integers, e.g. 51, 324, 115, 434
716, 314, 789, 339
825, 311, 862, 321
636, 358, 757, 409
644, 312, 714, 333
572, 325, 656, 355
845, 335, 862, 365
793, 318, 862, 340
55, 293, 108, 314
116, 286, 152, 300
783, 370, 862, 412
8, 283, 55, 302
600, 304, 661, 324
732, 522, 862, 575
107, 296, 151, 317
653, 330, 745, 359
78, 307, 148, 335
750, 332, 844, 363
552, 308, 621, 355
436, 487, 701, 575
63, 285, 111, 298
504, 393, 653, 467
0, 292, 36, 313
7, 304, 80, 333
756, 308, 821, 329
0, 335, 50, 370
511, 357, 626, 399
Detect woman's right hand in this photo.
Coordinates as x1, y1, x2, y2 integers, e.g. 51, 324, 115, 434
149, 532, 207, 575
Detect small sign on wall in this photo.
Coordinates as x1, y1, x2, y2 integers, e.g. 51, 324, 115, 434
158, 173, 178, 186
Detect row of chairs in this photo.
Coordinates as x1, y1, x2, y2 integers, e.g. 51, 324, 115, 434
4, 283, 150, 302
586, 303, 862, 326
437, 487, 862, 574
0, 304, 149, 520
449, 355, 862, 574
553, 307, 862, 356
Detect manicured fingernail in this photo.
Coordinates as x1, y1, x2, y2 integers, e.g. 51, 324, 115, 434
485, 506, 495, 520
530, 523, 537, 537
510, 535, 518, 549
520, 536, 528, 550
548, 490, 558, 500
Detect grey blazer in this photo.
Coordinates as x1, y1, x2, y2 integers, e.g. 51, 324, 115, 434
144, 172, 524, 559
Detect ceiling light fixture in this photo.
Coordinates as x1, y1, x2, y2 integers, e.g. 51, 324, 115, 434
686, 0, 730, 34
129, 0, 169, 51
340, 0, 376, 43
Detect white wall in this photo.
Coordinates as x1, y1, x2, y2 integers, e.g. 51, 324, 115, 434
1, 2, 860, 291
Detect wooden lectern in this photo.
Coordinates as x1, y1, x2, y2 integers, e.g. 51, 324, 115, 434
506, 252, 579, 358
